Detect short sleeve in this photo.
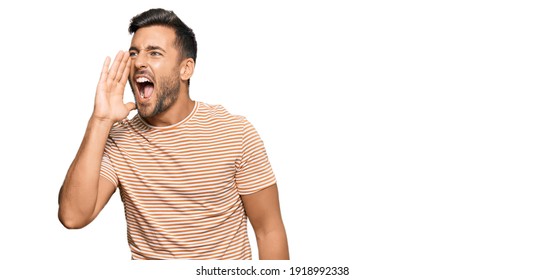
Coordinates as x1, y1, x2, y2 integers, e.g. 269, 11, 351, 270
100, 151, 119, 187
235, 119, 276, 195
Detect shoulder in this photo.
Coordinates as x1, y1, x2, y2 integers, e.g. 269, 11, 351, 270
197, 103, 265, 143
194, 101, 250, 126
108, 115, 146, 139
109, 120, 129, 137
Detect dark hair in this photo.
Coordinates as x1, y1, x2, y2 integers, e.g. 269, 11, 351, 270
129, 8, 197, 63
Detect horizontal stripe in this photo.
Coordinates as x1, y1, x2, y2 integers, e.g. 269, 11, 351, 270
100, 101, 275, 260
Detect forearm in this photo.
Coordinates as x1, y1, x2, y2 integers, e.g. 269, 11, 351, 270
256, 227, 290, 260
58, 117, 113, 228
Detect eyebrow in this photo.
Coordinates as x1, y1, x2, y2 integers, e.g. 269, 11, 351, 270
129, 45, 167, 53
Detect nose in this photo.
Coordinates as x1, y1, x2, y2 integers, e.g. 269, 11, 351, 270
133, 53, 147, 69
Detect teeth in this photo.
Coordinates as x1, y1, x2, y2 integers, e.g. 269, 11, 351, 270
136, 77, 150, 83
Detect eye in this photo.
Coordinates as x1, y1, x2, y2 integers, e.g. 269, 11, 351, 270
129, 51, 137, 57
150, 51, 162, 56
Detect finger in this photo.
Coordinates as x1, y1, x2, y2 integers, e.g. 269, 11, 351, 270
125, 102, 136, 111
118, 52, 131, 85
99, 56, 111, 84
108, 51, 124, 82
114, 52, 130, 82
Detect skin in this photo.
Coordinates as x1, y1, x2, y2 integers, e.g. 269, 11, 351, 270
58, 25, 289, 260
127, 25, 195, 125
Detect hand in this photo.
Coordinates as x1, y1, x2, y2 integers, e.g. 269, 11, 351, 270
92, 51, 136, 124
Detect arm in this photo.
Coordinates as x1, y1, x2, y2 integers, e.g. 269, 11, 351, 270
58, 51, 135, 229
58, 118, 117, 229
242, 183, 289, 260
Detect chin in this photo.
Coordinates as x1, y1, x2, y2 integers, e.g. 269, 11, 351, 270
136, 104, 154, 119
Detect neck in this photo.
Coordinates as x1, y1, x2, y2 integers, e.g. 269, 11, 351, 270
142, 94, 195, 127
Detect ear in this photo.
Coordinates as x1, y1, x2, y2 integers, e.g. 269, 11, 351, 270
179, 58, 195, 82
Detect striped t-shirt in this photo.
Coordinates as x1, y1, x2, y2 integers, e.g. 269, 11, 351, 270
99, 101, 276, 260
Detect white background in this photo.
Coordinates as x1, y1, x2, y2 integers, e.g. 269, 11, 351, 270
1, 0, 543, 279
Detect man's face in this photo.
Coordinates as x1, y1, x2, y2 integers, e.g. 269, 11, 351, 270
128, 25, 182, 119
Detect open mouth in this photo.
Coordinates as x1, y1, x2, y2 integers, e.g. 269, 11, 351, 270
136, 77, 155, 101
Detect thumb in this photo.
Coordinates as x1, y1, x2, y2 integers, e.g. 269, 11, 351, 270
125, 102, 136, 111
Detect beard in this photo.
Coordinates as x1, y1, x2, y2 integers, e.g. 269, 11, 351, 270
130, 72, 181, 119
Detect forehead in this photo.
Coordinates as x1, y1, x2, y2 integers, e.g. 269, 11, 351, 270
130, 25, 177, 49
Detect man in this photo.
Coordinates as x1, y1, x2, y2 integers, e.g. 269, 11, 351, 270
58, 8, 289, 260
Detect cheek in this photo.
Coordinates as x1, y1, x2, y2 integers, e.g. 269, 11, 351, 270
129, 59, 136, 74
158, 68, 181, 85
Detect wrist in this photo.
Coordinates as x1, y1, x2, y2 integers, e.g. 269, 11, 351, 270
89, 115, 116, 129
